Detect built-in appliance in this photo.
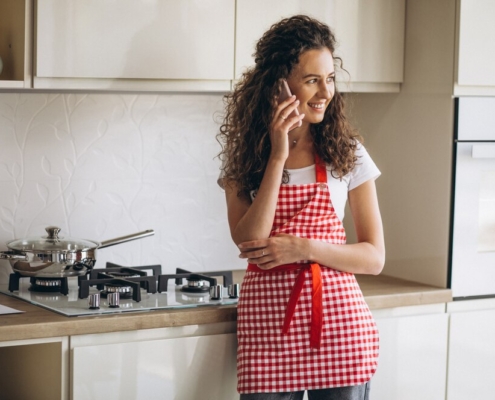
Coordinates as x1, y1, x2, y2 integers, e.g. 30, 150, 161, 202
0, 263, 239, 316
450, 97, 495, 298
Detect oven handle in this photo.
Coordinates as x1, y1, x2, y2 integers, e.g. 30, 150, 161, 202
472, 144, 495, 159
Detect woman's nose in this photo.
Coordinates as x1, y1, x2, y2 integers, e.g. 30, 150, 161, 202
318, 82, 332, 98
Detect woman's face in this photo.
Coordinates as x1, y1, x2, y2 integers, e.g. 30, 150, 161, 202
286, 47, 335, 126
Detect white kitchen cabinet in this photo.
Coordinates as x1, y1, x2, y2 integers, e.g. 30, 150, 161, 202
0, 0, 32, 88
370, 304, 449, 400
447, 299, 495, 400
0, 336, 69, 400
34, 0, 235, 91
455, 0, 495, 95
70, 322, 237, 400
235, 0, 405, 92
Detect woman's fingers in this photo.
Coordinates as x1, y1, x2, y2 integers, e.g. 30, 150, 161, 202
238, 235, 304, 269
238, 247, 268, 260
276, 98, 299, 122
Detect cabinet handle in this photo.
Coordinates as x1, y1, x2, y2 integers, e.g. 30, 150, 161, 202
471, 144, 495, 159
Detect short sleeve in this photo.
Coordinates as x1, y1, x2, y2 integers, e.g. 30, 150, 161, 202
348, 144, 381, 191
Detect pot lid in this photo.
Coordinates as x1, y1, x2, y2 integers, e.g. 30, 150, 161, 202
7, 226, 100, 252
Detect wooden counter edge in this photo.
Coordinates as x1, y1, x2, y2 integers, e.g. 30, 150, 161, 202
1, 273, 453, 342
0, 298, 237, 342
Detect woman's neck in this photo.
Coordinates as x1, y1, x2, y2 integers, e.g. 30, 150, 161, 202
289, 122, 311, 143
285, 125, 314, 169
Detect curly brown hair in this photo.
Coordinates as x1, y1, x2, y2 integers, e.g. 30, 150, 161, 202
217, 15, 362, 198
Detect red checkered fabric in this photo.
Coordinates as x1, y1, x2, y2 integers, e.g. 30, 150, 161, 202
236, 160, 379, 393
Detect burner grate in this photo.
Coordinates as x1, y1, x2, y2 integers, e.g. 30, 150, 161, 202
78, 263, 162, 301
157, 269, 234, 293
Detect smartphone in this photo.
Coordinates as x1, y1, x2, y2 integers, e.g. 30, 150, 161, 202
278, 79, 299, 120
278, 80, 301, 130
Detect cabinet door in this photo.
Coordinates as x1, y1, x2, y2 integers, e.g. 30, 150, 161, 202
371, 312, 449, 400
0, 0, 32, 88
35, 0, 234, 90
72, 333, 237, 400
235, 0, 405, 92
456, 0, 495, 93
447, 308, 495, 400
0, 337, 69, 400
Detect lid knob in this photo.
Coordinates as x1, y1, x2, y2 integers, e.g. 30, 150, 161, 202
45, 226, 62, 240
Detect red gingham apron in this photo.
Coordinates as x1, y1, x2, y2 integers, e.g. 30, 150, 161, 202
236, 155, 379, 393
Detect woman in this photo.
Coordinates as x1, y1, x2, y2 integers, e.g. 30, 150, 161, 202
217, 15, 385, 400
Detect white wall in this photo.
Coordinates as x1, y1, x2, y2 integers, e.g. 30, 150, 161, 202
0, 92, 244, 273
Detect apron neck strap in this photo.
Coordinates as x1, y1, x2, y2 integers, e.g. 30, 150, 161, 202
314, 153, 327, 183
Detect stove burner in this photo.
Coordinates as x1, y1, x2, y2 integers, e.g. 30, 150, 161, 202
35, 278, 62, 287
182, 276, 212, 293
157, 269, 234, 293
105, 284, 132, 293
8, 273, 70, 295
29, 276, 69, 295
100, 283, 133, 299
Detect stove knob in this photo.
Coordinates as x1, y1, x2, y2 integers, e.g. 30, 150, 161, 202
228, 283, 240, 299
108, 292, 120, 308
88, 293, 100, 310
209, 284, 222, 300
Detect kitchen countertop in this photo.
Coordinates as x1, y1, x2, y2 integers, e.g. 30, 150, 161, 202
0, 271, 452, 343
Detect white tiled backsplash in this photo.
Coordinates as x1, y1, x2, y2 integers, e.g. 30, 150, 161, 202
0, 92, 244, 273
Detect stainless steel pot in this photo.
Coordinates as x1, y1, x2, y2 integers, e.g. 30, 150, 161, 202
0, 226, 154, 277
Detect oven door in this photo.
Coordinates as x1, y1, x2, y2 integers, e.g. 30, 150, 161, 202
451, 142, 495, 298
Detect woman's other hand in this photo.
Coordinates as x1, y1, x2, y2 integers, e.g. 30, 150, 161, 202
238, 234, 308, 269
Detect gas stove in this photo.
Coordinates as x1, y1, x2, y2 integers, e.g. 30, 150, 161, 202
0, 263, 239, 317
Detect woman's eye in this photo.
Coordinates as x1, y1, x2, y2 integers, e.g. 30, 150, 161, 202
307, 79, 317, 84
327, 76, 335, 83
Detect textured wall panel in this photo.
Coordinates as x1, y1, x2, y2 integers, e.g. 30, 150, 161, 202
0, 93, 243, 273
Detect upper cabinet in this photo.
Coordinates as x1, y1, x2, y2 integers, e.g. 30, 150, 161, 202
2, 0, 405, 93
34, 0, 235, 91
0, 0, 32, 89
236, 0, 406, 93
455, 0, 495, 95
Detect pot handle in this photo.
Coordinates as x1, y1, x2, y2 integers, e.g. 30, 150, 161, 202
0, 251, 28, 261
98, 229, 154, 249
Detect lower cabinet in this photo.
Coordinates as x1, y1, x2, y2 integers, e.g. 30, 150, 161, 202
11, 301, 495, 400
70, 322, 237, 400
0, 336, 69, 400
371, 304, 449, 400
446, 299, 495, 400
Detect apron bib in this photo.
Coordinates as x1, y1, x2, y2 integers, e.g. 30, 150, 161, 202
236, 155, 379, 393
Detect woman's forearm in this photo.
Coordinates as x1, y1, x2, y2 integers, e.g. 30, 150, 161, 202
305, 238, 385, 275
229, 157, 286, 244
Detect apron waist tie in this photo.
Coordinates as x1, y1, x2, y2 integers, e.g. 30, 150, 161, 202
247, 262, 323, 349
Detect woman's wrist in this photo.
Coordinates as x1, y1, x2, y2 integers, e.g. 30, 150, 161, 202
267, 152, 288, 168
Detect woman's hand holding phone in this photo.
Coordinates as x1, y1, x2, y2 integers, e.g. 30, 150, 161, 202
270, 80, 304, 157
276, 80, 304, 131
270, 80, 305, 161
278, 80, 299, 119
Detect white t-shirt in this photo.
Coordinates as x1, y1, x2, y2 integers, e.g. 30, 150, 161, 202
218, 144, 380, 222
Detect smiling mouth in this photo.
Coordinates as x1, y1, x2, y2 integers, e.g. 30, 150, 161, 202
308, 102, 326, 110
